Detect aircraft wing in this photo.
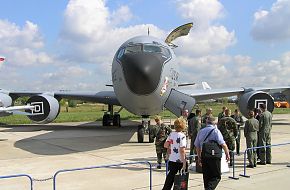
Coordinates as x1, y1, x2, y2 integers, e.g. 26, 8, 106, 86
3, 90, 120, 106
181, 86, 290, 102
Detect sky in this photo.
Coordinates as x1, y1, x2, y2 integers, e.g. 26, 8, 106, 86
0, 0, 290, 92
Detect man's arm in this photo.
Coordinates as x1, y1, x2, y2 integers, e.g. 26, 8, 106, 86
221, 143, 230, 162
244, 121, 248, 137
196, 147, 202, 166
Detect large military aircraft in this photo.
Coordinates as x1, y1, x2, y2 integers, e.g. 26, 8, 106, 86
1, 23, 290, 142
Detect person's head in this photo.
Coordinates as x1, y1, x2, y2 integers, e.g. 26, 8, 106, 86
259, 103, 267, 111
154, 116, 161, 124
174, 117, 187, 132
206, 115, 216, 125
196, 109, 202, 116
234, 109, 240, 115
248, 110, 255, 118
222, 106, 227, 112
182, 109, 189, 118
206, 108, 212, 115
225, 108, 231, 116
188, 112, 195, 120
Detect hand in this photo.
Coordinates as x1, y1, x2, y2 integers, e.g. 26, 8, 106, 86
225, 153, 230, 162
197, 157, 202, 167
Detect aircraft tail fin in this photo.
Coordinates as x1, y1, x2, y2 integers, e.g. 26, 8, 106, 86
202, 82, 212, 90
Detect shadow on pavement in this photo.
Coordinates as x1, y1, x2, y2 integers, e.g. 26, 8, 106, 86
0, 120, 140, 155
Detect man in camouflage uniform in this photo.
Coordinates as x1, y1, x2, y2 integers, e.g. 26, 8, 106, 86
201, 108, 212, 128
244, 110, 259, 168
152, 116, 172, 169
218, 108, 238, 166
258, 104, 272, 165
231, 109, 244, 155
218, 106, 227, 123
188, 109, 202, 163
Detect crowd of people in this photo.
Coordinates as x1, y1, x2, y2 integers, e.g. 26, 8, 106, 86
151, 103, 272, 190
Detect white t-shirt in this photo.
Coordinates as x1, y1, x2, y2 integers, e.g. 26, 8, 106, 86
166, 131, 186, 163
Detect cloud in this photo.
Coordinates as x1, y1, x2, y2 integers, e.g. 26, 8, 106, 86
174, 0, 236, 57
177, 0, 224, 27
175, 25, 236, 57
0, 20, 54, 67
60, 0, 165, 64
179, 51, 290, 89
251, 0, 290, 42
111, 5, 133, 26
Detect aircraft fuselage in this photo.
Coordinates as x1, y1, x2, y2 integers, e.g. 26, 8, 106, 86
112, 36, 179, 116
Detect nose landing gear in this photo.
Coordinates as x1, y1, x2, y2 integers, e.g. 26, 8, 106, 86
137, 116, 154, 143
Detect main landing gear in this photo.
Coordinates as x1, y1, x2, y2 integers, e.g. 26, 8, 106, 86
137, 116, 154, 143
102, 105, 121, 127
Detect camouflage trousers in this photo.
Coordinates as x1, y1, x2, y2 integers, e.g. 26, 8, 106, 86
156, 144, 167, 164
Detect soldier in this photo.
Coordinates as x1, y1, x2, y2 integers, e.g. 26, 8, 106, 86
188, 109, 202, 163
201, 108, 212, 128
244, 110, 259, 168
152, 116, 172, 169
231, 109, 244, 155
218, 108, 238, 166
257, 104, 272, 165
218, 106, 227, 123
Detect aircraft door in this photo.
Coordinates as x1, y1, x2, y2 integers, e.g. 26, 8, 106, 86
164, 89, 196, 117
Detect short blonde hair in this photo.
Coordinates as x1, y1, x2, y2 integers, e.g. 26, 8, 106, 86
174, 117, 186, 132
154, 115, 161, 122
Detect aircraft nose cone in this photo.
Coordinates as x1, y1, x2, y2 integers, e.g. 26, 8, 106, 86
119, 53, 165, 95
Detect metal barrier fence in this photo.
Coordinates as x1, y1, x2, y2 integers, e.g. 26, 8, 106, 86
166, 153, 239, 180
53, 161, 152, 190
0, 174, 33, 190
240, 142, 290, 178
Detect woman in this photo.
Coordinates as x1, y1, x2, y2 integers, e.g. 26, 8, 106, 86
162, 117, 187, 190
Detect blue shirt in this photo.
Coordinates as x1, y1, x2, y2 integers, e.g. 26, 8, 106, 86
194, 124, 225, 149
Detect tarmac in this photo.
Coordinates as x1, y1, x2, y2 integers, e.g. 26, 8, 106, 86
0, 114, 289, 190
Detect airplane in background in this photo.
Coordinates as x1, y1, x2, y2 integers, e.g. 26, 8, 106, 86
1, 23, 290, 143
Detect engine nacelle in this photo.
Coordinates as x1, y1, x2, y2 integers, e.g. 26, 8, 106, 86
238, 91, 274, 118
26, 95, 60, 124
0, 93, 12, 107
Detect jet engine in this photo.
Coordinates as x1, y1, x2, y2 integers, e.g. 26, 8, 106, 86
26, 95, 60, 124
238, 91, 274, 118
0, 93, 12, 107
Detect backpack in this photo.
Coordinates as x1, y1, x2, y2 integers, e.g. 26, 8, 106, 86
201, 129, 222, 159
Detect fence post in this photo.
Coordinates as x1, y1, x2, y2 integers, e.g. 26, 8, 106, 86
239, 148, 250, 178
0, 174, 33, 190
228, 151, 239, 180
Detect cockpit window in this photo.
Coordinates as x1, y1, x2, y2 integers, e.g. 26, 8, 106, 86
144, 45, 171, 59
124, 45, 142, 54
117, 43, 172, 63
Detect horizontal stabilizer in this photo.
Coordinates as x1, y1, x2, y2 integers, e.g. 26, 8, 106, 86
202, 82, 211, 90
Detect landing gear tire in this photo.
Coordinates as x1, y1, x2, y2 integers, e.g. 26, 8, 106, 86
137, 125, 145, 143
113, 114, 121, 127
148, 126, 154, 143
102, 113, 109, 126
